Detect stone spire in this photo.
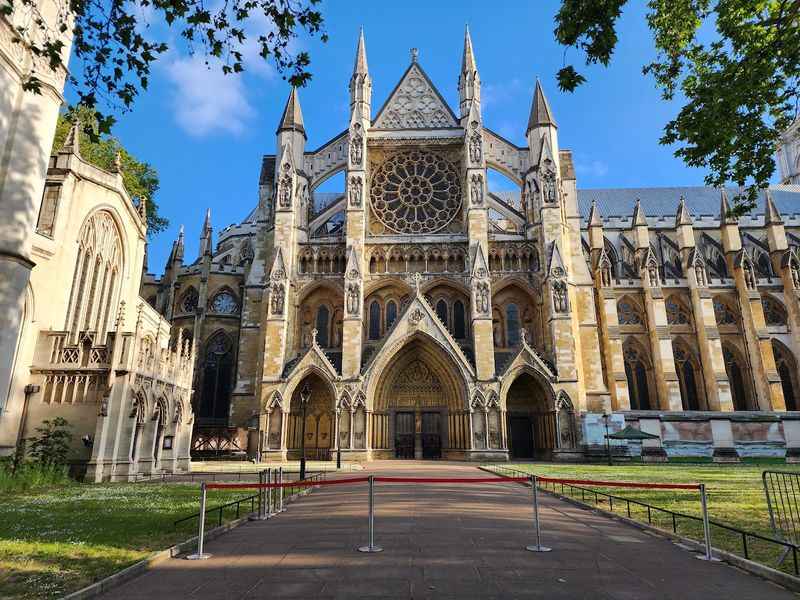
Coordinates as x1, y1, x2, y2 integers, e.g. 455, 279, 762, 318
632, 198, 648, 226
461, 25, 477, 75
764, 189, 784, 225
675, 196, 693, 226
353, 27, 368, 75
167, 225, 185, 266
527, 79, 557, 134
719, 188, 737, 224
277, 87, 306, 139
588, 199, 602, 228
199, 208, 213, 257
458, 25, 481, 119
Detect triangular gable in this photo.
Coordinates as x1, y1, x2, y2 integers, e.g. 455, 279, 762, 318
283, 342, 339, 381
270, 247, 288, 280
470, 244, 489, 278
373, 62, 459, 129
362, 290, 475, 379
546, 241, 566, 276
498, 341, 557, 381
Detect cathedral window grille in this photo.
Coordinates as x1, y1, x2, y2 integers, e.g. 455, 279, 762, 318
617, 299, 643, 326
773, 340, 799, 411
713, 299, 738, 326
199, 332, 234, 422
506, 303, 521, 347
368, 301, 381, 340
386, 300, 398, 331
436, 299, 448, 327
723, 346, 750, 411
665, 297, 691, 325
36, 184, 61, 238
209, 290, 239, 314
623, 344, 652, 410
674, 345, 702, 410
181, 288, 199, 313
315, 305, 330, 347
453, 300, 466, 339
370, 151, 462, 234
762, 295, 788, 327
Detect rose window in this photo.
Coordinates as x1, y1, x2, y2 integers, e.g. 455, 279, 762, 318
370, 151, 462, 234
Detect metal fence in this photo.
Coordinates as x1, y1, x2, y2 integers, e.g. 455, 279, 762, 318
486, 465, 800, 575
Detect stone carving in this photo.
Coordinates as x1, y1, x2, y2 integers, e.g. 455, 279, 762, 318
541, 169, 557, 203
370, 150, 462, 234
793, 261, 800, 290
552, 280, 568, 313
348, 175, 362, 207
743, 260, 756, 290
278, 163, 293, 208
270, 282, 285, 315
350, 123, 364, 166
475, 281, 490, 315
694, 262, 707, 287
346, 282, 360, 316
470, 173, 484, 207
468, 121, 482, 164
409, 308, 425, 326
374, 67, 457, 129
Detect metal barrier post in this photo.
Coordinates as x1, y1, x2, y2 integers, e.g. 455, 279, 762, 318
277, 466, 286, 513
526, 475, 552, 553
358, 475, 383, 553
250, 469, 269, 521
186, 483, 211, 560
697, 483, 719, 561
266, 468, 273, 518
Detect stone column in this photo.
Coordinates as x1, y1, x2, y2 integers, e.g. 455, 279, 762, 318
710, 418, 739, 462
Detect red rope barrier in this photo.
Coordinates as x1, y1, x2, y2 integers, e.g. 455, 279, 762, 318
535, 476, 699, 490
205, 476, 369, 490
373, 476, 529, 484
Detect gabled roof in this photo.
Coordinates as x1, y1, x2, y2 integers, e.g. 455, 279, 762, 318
372, 60, 459, 129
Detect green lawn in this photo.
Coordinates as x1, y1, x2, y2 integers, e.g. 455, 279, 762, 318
0, 482, 254, 600
487, 462, 800, 573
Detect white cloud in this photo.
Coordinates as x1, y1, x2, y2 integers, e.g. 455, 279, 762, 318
165, 55, 255, 137
575, 159, 610, 178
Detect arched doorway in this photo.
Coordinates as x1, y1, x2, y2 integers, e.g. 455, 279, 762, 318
372, 336, 468, 459
287, 372, 335, 460
506, 372, 555, 459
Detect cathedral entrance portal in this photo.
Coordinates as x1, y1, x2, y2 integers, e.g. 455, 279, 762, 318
373, 336, 469, 459
506, 372, 555, 459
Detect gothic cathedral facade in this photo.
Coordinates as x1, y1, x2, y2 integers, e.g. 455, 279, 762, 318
145, 30, 800, 462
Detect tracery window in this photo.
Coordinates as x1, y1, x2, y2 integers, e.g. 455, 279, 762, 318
370, 150, 462, 234
315, 305, 330, 347
436, 299, 448, 327
623, 343, 652, 410
665, 297, 691, 326
762, 295, 788, 327
386, 300, 398, 331
617, 298, 643, 326
674, 345, 702, 410
368, 301, 381, 340
723, 346, 750, 411
209, 290, 238, 314
199, 331, 234, 422
506, 303, 521, 347
713, 298, 738, 326
181, 288, 199, 313
453, 300, 466, 339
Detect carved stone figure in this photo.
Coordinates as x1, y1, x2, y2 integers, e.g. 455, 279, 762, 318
475, 281, 490, 314
346, 282, 360, 315
792, 261, 800, 289
541, 169, 557, 203
470, 173, 483, 206
744, 262, 756, 290
271, 282, 285, 315
349, 175, 362, 207
469, 121, 482, 163
278, 169, 292, 208
694, 263, 706, 287
600, 265, 612, 288
552, 280, 568, 313
350, 123, 363, 166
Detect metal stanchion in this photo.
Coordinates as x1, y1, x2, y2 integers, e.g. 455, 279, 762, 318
697, 483, 720, 561
276, 466, 286, 513
526, 475, 552, 553
358, 475, 383, 553
250, 469, 270, 521
186, 482, 211, 560
266, 468, 273, 518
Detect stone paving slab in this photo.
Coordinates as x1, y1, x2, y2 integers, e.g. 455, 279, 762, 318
104, 461, 796, 600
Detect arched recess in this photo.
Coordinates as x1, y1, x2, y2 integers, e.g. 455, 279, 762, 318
295, 281, 343, 351
762, 294, 789, 327
772, 340, 800, 411
197, 330, 235, 424
423, 280, 471, 342
504, 369, 556, 458
622, 337, 655, 410
672, 337, 705, 410
286, 371, 336, 458
722, 342, 755, 411
369, 333, 470, 456
207, 286, 240, 315
492, 280, 542, 351
178, 286, 199, 314
363, 279, 412, 342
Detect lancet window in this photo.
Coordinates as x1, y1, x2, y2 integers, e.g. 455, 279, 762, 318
623, 341, 653, 410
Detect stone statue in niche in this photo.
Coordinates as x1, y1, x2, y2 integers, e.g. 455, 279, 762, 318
744, 261, 756, 290
646, 262, 659, 287
278, 165, 292, 208
470, 173, 483, 206
792, 261, 800, 289
694, 262, 707, 287
346, 282, 360, 315
350, 123, 363, 166
270, 282, 285, 315
600, 264, 612, 287
541, 169, 557, 203
475, 281, 490, 315
469, 121, 482, 164
552, 280, 568, 313
349, 176, 362, 207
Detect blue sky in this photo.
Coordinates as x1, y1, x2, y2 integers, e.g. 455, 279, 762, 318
96, 0, 738, 271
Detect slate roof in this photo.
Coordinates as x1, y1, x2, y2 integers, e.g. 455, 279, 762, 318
577, 185, 800, 220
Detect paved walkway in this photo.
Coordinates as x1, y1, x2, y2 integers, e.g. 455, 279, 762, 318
106, 462, 794, 599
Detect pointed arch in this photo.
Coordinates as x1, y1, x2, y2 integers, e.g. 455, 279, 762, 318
772, 340, 799, 411
208, 285, 240, 315
617, 295, 645, 326
197, 330, 235, 424
722, 342, 754, 411
672, 337, 705, 410
762, 293, 788, 327
622, 337, 654, 410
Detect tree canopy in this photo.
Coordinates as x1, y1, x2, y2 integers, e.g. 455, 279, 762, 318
51, 106, 167, 235
555, 0, 800, 212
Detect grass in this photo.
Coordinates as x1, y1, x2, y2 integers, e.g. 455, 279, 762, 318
0, 481, 255, 600
487, 462, 800, 574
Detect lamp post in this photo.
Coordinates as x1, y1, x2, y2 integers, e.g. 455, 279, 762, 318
603, 412, 612, 466
299, 382, 311, 481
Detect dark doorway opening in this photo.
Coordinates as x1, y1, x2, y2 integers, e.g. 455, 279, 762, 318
509, 416, 534, 458
422, 412, 441, 459
395, 411, 414, 459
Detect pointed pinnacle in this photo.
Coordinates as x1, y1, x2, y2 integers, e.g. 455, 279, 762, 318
720, 188, 737, 224
588, 199, 602, 227
527, 79, 556, 133
676, 196, 693, 226
353, 27, 368, 75
462, 25, 477, 74
63, 120, 81, 156
764, 189, 784, 225
203, 207, 212, 230
113, 150, 122, 173
632, 198, 648, 226
277, 87, 305, 136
